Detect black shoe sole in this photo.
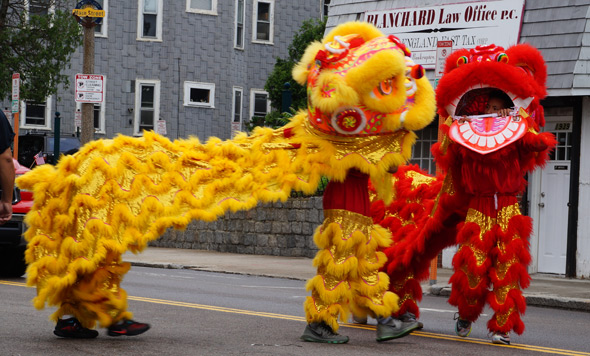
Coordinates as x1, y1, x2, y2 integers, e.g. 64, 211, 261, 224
54, 329, 99, 339
107, 325, 150, 337
300, 335, 349, 344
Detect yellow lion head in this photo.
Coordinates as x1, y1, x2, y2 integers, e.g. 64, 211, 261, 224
293, 22, 436, 137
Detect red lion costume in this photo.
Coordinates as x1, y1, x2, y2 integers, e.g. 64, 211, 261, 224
375, 43, 557, 339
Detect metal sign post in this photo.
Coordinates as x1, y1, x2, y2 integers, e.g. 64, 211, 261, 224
11, 73, 20, 160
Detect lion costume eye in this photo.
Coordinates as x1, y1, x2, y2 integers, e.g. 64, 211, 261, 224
496, 53, 509, 63
456, 56, 469, 67
373, 78, 396, 99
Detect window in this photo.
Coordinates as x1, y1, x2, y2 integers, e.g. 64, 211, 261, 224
93, 0, 108, 37
250, 89, 269, 120
26, 0, 55, 22
322, 0, 331, 20
75, 103, 106, 134
21, 96, 53, 130
549, 131, 572, 161
252, 0, 274, 44
409, 121, 438, 175
28, 0, 51, 16
231, 87, 243, 136
137, 0, 163, 41
184, 82, 215, 108
187, 0, 217, 15
134, 80, 160, 135
234, 0, 245, 49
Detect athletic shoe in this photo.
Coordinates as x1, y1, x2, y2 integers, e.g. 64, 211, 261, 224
107, 319, 150, 337
454, 313, 472, 337
352, 314, 368, 324
491, 331, 510, 345
400, 311, 424, 330
53, 317, 99, 339
300, 322, 349, 344
376, 318, 420, 342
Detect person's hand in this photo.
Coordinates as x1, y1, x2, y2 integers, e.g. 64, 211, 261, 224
497, 108, 512, 117
387, 165, 398, 174
0, 201, 12, 225
458, 115, 471, 124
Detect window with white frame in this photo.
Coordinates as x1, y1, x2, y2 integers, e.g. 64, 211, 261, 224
75, 103, 106, 134
252, 0, 274, 44
27, 0, 52, 17
184, 81, 215, 108
134, 80, 160, 135
137, 0, 163, 41
250, 89, 269, 120
187, 0, 217, 15
409, 121, 438, 175
93, 0, 108, 37
234, 0, 245, 49
233, 87, 243, 122
21, 96, 53, 130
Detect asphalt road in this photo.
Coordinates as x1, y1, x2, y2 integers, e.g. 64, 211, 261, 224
1, 266, 589, 356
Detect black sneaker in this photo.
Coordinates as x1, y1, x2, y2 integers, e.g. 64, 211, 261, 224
107, 319, 150, 337
54, 317, 99, 339
301, 322, 349, 344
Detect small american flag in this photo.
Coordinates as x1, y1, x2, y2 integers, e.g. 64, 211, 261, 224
34, 151, 45, 165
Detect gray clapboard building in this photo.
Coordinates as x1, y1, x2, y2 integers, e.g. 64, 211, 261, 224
15, 0, 325, 141
326, 0, 590, 278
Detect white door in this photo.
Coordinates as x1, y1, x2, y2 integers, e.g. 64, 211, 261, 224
537, 162, 570, 274
537, 125, 572, 274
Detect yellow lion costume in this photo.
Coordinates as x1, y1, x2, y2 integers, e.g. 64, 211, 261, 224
17, 22, 435, 341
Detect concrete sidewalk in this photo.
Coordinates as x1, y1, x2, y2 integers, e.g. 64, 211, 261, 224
125, 247, 590, 312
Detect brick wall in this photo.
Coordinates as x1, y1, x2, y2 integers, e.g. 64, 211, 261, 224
151, 196, 323, 258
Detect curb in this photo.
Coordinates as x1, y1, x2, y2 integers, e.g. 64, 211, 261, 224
130, 261, 309, 281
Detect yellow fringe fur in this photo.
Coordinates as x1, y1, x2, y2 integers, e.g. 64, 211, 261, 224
17, 21, 434, 328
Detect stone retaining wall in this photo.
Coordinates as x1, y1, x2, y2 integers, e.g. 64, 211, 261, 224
150, 196, 323, 258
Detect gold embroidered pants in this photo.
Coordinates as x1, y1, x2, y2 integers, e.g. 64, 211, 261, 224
303, 209, 399, 332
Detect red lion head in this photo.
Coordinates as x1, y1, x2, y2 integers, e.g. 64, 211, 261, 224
436, 44, 547, 154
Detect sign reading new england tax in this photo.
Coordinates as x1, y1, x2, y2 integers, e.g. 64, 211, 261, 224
364, 0, 525, 69
75, 74, 104, 103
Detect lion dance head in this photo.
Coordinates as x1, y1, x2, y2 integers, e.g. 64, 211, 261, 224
292, 22, 436, 138
437, 44, 547, 154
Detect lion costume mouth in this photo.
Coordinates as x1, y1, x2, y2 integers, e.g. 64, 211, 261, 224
447, 86, 533, 154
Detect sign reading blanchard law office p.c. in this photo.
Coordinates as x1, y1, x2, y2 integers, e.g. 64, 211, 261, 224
365, 0, 525, 69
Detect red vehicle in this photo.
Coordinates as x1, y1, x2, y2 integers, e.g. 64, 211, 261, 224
0, 159, 33, 277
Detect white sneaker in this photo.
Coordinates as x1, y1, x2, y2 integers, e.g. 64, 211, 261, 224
491, 331, 510, 345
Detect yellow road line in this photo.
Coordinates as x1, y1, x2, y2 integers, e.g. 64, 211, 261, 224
130, 295, 590, 356
2, 280, 588, 356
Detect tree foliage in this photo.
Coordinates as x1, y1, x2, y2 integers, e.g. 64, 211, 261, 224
0, 0, 81, 103
262, 18, 326, 121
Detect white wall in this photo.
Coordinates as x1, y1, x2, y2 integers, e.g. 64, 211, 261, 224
442, 246, 456, 269
576, 97, 590, 278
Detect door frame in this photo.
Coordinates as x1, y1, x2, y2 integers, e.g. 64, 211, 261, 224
528, 102, 576, 275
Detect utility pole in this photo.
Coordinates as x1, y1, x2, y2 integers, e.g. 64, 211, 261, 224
80, 17, 95, 144
72, 0, 104, 145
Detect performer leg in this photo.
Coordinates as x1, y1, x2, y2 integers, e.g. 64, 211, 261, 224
301, 209, 362, 343
350, 222, 419, 341
45, 249, 150, 338
448, 206, 495, 336
487, 202, 532, 344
